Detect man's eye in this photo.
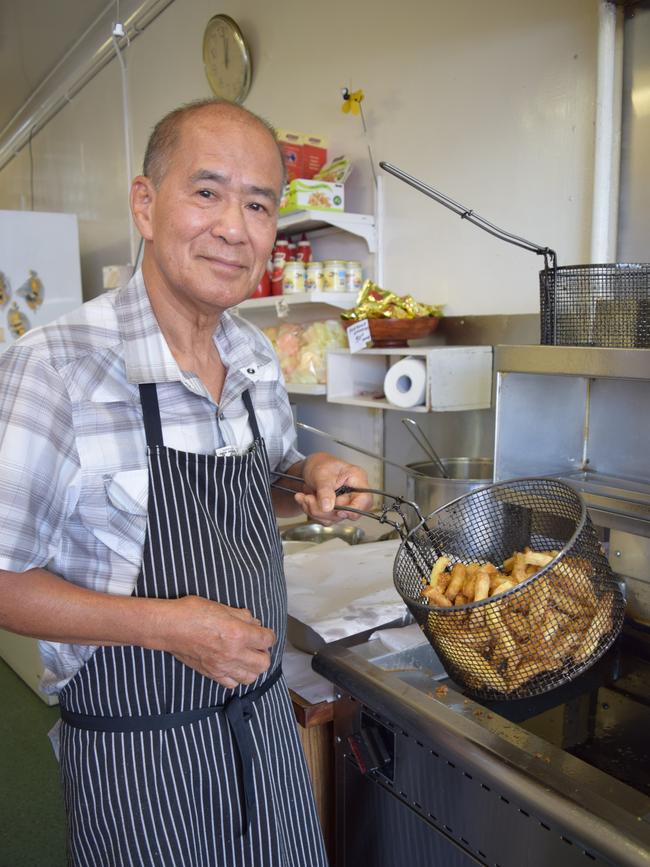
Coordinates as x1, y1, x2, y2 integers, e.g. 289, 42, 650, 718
198, 189, 214, 199
248, 202, 268, 214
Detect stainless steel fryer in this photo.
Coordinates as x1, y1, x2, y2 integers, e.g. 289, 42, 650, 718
314, 623, 650, 867
311, 345, 650, 867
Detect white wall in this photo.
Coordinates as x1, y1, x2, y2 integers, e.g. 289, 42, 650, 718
0, 0, 598, 314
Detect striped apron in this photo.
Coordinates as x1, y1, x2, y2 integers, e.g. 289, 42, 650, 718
58, 383, 328, 867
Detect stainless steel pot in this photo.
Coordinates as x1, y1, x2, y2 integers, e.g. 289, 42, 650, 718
295, 422, 493, 516
406, 457, 494, 515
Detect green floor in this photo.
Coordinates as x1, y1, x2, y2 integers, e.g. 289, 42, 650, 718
0, 658, 67, 866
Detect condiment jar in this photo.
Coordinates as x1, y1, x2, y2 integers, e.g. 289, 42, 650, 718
282, 261, 306, 294
304, 261, 323, 292
322, 260, 347, 292
345, 260, 363, 292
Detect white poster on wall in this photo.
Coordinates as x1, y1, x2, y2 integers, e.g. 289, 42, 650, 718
0, 209, 82, 354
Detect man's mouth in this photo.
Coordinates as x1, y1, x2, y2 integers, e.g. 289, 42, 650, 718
202, 255, 246, 271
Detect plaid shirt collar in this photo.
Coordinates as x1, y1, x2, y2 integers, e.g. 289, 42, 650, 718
114, 269, 272, 408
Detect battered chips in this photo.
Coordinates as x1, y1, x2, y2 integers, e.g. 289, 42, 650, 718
419, 547, 615, 694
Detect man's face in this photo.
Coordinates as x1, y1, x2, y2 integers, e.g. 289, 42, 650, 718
137, 108, 283, 314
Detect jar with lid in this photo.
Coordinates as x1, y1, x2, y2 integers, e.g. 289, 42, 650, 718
322, 260, 347, 292
282, 261, 306, 294
304, 261, 323, 292
345, 261, 363, 292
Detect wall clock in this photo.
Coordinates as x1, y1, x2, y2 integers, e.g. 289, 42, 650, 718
202, 14, 252, 104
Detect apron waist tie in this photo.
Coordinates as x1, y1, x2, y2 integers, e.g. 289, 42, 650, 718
60, 666, 283, 836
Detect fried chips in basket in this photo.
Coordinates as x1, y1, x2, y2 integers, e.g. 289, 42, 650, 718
419, 547, 616, 695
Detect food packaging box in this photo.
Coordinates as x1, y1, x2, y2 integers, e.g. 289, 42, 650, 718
279, 179, 344, 214
302, 135, 328, 179
277, 130, 304, 181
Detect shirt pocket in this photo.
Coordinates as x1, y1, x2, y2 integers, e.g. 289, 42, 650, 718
77, 469, 148, 566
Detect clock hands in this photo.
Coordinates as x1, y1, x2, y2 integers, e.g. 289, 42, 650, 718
222, 31, 229, 68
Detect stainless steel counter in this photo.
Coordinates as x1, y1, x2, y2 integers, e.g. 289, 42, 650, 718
314, 628, 650, 867
495, 344, 650, 379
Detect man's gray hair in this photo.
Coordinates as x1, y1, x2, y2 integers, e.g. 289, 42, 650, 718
142, 98, 286, 187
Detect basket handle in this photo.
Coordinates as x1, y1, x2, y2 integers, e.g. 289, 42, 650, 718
273, 472, 440, 575
380, 161, 558, 271
272, 471, 425, 539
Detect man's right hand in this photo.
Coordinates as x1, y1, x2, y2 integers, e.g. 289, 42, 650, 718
159, 596, 276, 689
0, 569, 276, 691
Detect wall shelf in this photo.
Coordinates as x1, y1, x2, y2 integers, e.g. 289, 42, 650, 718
326, 346, 493, 412
237, 291, 354, 313
327, 394, 430, 413
277, 210, 377, 253
235, 291, 355, 326
286, 383, 327, 396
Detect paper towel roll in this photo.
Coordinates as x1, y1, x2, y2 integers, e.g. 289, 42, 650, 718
383, 357, 427, 408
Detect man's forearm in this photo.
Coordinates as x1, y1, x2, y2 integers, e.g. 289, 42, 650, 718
0, 567, 277, 689
0, 567, 168, 649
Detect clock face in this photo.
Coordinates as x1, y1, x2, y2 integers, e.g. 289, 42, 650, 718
203, 15, 252, 104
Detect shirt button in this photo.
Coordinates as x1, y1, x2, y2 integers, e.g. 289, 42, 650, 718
219, 412, 225, 420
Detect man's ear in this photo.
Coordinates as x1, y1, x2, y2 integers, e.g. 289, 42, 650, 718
130, 176, 156, 241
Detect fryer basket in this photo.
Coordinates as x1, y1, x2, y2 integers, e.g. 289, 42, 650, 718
377, 163, 650, 350
540, 263, 650, 348
393, 478, 625, 700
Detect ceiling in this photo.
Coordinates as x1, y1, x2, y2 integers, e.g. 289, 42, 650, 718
0, 0, 110, 134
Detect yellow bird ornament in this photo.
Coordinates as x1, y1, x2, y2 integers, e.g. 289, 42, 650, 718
7, 302, 30, 338
17, 269, 44, 312
0, 271, 10, 307
341, 87, 364, 115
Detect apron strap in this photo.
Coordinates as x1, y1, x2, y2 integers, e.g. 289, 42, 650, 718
140, 384, 260, 448
138, 383, 164, 448
242, 389, 261, 441
60, 665, 283, 836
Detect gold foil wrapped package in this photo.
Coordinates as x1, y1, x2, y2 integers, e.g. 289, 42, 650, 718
341, 280, 443, 321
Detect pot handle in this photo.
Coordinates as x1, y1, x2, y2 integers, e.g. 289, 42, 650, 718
296, 421, 430, 478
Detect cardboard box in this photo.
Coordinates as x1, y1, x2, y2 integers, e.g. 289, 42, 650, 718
279, 179, 345, 214
277, 130, 304, 181
302, 135, 328, 179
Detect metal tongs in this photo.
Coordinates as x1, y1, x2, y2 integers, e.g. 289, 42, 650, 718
401, 418, 449, 479
272, 471, 438, 572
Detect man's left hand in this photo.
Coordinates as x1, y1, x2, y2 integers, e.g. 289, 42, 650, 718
293, 452, 373, 524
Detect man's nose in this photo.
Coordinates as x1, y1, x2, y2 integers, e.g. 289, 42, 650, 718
211, 198, 246, 243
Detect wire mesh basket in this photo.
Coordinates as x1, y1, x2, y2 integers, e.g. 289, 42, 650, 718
393, 478, 626, 700
376, 165, 650, 349
540, 263, 650, 348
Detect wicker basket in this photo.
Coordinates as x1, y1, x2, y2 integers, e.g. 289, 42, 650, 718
393, 478, 625, 700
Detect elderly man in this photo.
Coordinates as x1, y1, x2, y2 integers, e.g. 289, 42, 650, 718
0, 99, 371, 866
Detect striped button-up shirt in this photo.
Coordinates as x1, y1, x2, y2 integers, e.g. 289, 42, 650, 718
0, 270, 302, 693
